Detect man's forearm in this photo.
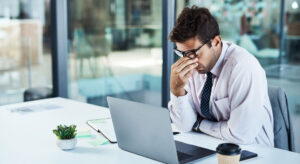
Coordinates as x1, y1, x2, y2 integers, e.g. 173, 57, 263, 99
168, 92, 197, 132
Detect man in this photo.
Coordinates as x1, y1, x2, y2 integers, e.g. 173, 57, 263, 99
168, 6, 274, 147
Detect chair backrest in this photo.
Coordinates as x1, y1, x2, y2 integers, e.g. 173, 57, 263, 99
268, 86, 295, 151
73, 28, 94, 58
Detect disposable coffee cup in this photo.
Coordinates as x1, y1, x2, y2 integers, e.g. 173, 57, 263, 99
216, 143, 241, 164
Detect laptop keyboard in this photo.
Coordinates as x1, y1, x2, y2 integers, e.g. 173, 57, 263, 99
177, 151, 193, 161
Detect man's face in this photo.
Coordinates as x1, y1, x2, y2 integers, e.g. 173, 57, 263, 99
175, 37, 220, 74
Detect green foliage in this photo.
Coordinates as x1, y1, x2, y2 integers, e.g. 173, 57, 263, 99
53, 124, 77, 139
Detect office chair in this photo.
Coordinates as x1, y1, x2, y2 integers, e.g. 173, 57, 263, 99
24, 87, 53, 102
268, 86, 295, 151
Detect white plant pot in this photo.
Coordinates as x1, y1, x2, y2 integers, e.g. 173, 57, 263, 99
56, 138, 77, 150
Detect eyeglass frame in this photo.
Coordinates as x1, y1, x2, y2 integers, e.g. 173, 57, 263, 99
174, 39, 211, 59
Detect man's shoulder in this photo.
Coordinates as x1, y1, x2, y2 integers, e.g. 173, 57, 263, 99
223, 41, 261, 71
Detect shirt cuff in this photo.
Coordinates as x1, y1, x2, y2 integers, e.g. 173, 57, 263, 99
170, 92, 190, 116
170, 91, 189, 105
199, 119, 223, 139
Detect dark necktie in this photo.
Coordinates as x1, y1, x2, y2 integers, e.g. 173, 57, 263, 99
200, 72, 214, 120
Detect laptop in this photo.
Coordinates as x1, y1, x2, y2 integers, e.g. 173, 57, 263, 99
107, 97, 216, 164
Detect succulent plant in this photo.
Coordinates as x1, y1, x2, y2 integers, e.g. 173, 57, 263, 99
53, 124, 77, 139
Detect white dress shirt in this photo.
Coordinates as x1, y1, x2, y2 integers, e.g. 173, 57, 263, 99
168, 41, 274, 147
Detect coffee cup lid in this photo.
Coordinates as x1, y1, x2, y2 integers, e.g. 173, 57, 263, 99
216, 143, 241, 156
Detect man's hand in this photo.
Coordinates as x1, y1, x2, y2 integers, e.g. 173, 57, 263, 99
170, 57, 198, 97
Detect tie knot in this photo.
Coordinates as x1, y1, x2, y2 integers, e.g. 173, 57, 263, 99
207, 72, 213, 78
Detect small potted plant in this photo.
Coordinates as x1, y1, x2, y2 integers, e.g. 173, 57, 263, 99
53, 124, 77, 150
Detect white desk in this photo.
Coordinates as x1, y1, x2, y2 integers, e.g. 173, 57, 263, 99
0, 98, 299, 164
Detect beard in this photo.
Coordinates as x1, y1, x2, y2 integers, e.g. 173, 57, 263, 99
196, 65, 207, 74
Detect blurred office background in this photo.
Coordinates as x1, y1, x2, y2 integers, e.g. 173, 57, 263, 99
68, 0, 162, 106
0, 0, 299, 152
0, 0, 52, 104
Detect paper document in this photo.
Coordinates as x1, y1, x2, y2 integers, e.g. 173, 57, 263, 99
87, 118, 117, 143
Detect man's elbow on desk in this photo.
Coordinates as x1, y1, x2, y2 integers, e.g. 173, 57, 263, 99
172, 119, 194, 133
219, 126, 258, 145
178, 125, 193, 133
170, 111, 195, 132
225, 132, 256, 145
196, 120, 258, 145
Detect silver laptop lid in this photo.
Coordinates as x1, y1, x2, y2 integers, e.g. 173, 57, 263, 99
107, 96, 179, 164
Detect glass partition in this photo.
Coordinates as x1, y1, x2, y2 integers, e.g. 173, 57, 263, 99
68, 0, 162, 107
0, 0, 52, 105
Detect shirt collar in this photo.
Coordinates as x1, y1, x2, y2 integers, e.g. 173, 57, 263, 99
210, 41, 228, 77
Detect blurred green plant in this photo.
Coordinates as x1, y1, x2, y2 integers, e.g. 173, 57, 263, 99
53, 124, 77, 139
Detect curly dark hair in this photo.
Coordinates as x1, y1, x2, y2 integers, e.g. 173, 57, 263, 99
169, 6, 220, 46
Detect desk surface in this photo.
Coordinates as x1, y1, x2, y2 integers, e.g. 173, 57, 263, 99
0, 98, 299, 164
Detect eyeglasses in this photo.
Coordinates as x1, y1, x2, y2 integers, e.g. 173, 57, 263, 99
174, 40, 211, 59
